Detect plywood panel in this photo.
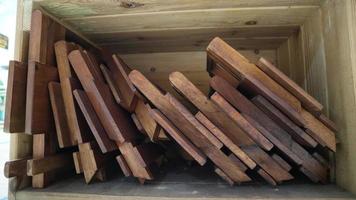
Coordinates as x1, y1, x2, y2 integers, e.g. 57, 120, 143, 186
35, 0, 320, 18
321, 0, 356, 194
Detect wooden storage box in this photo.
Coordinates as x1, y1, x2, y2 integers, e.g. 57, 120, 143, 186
9, 0, 356, 199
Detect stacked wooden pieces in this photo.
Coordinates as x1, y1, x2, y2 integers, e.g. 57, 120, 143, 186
3, 10, 163, 188
205, 37, 337, 183
3, 9, 337, 187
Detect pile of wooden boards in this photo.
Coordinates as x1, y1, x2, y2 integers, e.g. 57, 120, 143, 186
4, 10, 337, 188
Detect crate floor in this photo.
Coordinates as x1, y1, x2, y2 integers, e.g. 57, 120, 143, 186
16, 162, 355, 200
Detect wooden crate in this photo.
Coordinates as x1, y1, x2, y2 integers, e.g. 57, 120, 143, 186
8, 0, 356, 199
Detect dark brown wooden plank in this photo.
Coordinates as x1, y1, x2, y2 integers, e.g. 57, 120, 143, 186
25, 62, 59, 134
4, 158, 28, 178
48, 82, 73, 148
73, 89, 118, 153
207, 37, 305, 127
69, 50, 137, 143
4, 61, 27, 133
214, 167, 235, 186
28, 10, 66, 66
210, 93, 293, 183
72, 152, 83, 174
27, 153, 74, 176
116, 155, 132, 177
134, 100, 161, 141
169, 72, 292, 182
32, 133, 57, 188
99, 64, 122, 104
129, 70, 251, 183
166, 93, 223, 149
300, 108, 336, 152
150, 109, 207, 166
317, 114, 338, 132
210, 93, 273, 151
131, 113, 146, 135
104, 54, 138, 112
117, 142, 154, 180
195, 112, 256, 169
209, 76, 327, 182
55, 40, 92, 145
272, 154, 292, 172
256, 57, 323, 115
251, 95, 318, 148
210, 76, 303, 164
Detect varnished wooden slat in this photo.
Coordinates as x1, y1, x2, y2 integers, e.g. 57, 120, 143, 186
134, 100, 161, 141
116, 155, 132, 177
99, 64, 122, 104
27, 153, 74, 176
117, 142, 154, 180
318, 114, 338, 132
48, 82, 73, 148
300, 108, 336, 152
166, 93, 223, 149
4, 61, 27, 133
72, 152, 83, 174
73, 89, 118, 153
209, 76, 327, 182
69, 50, 137, 143
210, 94, 273, 151
272, 154, 292, 172
4, 158, 28, 178
104, 54, 138, 112
129, 70, 251, 183
28, 10, 66, 66
207, 37, 305, 127
131, 113, 146, 135
150, 109, 206, 166
251, 95, 318, 148
195, 112, 256, 169
32, 133, 57, 188
25, 62, 59, 134
214, 167, 235, 186
55, 41, 92, 145
169, 72, 292, 182
210, 93, 293, 182
256, 57, 323, 115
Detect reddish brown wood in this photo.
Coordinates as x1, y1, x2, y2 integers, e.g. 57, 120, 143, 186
25, 62, 59, 134
207, 37, 305, 127
318, 114, 338, 132
300, 108, 336, 152
169, 72, 292, 182
129, 70, 251, 183
251, 95, 318, 148
4, 158, 28, 178
48, 82, 73, 148
256, 57, 323, 115
214, 167, 235, 186
166, 93, 223, 149
55, 40, 92, 145
100, 64, 122, 104
116, 155, 132, 177
209, 76, 327, 182
150, 109, 207, 166
195, 112, 256, 169
4, 61, 27, 133
105, 54, 138, 112
69, 50, 137, 143
73, 89, 118, 153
